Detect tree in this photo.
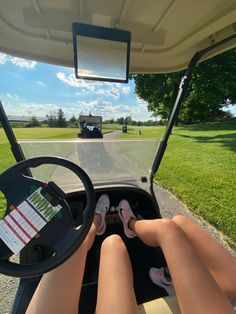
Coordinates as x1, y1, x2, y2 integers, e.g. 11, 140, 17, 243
125, 116, 132, 125
222, 110, 234, 120
69, 115, 77, 127
117, 117, 125, 125
109, 118, 114, 124
26, 116, 41, 128
103, 118, 114, 124
133, 49, 236, 124
46, 114, 57, 127
57, 108, 66, 127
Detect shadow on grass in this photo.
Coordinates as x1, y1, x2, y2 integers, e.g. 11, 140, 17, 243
177, 132, 236, 152
177, 120, 236, 132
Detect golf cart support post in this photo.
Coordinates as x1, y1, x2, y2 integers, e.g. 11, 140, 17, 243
0, 101, 31, 177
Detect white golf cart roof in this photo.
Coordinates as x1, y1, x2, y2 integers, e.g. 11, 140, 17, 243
0, 0, 235, 73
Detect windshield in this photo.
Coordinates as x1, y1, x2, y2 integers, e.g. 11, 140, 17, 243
20, 139, 159, 192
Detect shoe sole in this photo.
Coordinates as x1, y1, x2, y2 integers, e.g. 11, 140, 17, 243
118, 205, 136, 238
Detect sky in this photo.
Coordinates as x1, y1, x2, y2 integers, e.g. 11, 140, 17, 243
0, 53, 153, 121
1, 52, 235, 121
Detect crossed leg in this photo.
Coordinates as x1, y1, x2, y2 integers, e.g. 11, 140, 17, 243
129, 217, 236, 314
172, 215, 236, 301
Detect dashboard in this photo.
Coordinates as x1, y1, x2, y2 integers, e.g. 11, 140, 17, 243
66, 186, 160, 228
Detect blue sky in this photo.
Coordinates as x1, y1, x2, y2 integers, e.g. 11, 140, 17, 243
0, 53, 153, 121
1, 53, 235, 120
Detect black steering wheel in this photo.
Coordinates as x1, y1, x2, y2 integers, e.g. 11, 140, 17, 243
0, 156, 96, 278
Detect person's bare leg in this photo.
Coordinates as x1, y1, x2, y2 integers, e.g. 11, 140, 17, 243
26, 214, 101, 314
96, 235, 138, 314
172, 215, 236, 301
130, 218, 235, 314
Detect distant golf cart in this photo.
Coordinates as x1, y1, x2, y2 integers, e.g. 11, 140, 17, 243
78, 114, 103, 138
122, 125, 127, 133
122, 116, 129, 133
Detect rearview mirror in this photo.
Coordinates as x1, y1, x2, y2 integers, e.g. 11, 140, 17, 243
72, 23, 131, 83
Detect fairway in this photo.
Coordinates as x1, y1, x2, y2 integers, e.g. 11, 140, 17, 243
0, 128, 79, 143
0, 122, 236, 248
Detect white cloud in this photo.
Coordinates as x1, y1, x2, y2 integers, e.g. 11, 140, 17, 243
5, 93, 19, 99
223, 104, 236, 116
1, 90, 153, 121
78, 99, 114, 117
56, 72, 102, 91
2, 95, 152, 120
0, 53, 7, 65
1, 93, 58, 117
95, 87, 120, 100
76, 97, 152, 120
136, 96, 148, 108
57, 72, 77, 87
57, 71, 132, 100
122, 86, 131, 95
6, 93, 13, 99
6, 102, 59, 117
21, 103, 60, 116
10, 57, 36, 68
37, 81, 46, 87
0, 53, 37, 68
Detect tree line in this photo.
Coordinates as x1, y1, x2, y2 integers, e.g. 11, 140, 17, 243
23, 111, 163, 128
25, 108, 68, 128
103, 116, 162, 126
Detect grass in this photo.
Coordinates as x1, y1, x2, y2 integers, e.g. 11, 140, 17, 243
0, 143, 14, 218
119, 125, 165, 138
0, 122, 235, 248
103, 124, 123, 133
119, 121, 236, 248
3, 128, 79, 141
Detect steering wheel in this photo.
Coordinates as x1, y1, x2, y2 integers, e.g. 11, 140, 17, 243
0, 156, 96, 278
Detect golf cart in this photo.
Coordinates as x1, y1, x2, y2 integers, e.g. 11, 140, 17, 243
0, 1, 235, 313
78, 115, 103, 138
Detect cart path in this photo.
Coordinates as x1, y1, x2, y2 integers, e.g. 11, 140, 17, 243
0, 184, 235, 313
103, 130, 121, 138
0, 255, 19, 314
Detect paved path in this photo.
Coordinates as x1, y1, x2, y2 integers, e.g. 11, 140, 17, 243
0, 261, 19, 314
103, 130, 122, 138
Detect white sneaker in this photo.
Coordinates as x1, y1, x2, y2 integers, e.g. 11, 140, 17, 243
149, 267, 176, 296
118, 199, 137, 238
95, 194, 110, 235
